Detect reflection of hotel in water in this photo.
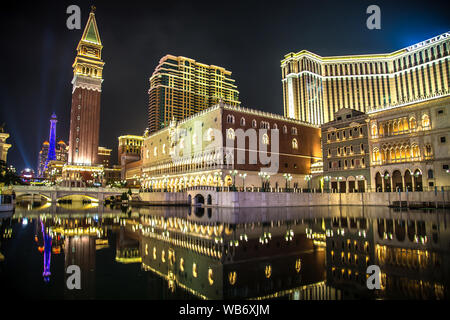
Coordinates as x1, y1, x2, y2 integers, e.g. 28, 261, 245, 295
134, 209, 331, 300
3, 206, 450, 300
323, 207, 450, 299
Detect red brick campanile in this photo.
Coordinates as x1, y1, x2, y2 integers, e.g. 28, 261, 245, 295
68, 7, 104, 166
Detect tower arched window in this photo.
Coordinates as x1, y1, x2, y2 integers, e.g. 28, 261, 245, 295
292, 138, 298, 149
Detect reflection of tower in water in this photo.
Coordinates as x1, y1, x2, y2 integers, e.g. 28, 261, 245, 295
41, 220, 52, 282
64, 235, 96, 299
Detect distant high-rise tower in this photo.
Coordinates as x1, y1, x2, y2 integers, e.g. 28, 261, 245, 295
68, 7, 104, 166
148, 55, 240, 133
45, 113, 57, 171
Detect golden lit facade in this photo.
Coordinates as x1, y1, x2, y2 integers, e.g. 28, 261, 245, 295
281, 32, 450, 125
137, 103, 321, 191
148, 55, 240, 133
0, 126, 11, 163
368, 96, 450, 191
118, 135, 144, 180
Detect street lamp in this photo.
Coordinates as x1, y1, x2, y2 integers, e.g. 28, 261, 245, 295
304, 174, 312, 191
229, 170, 238, 189
239, 173, 247, 189
283, 173, 292, 190
214, 172, 221, 189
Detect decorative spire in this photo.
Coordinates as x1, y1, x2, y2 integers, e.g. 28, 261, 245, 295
91, 5, 96, 13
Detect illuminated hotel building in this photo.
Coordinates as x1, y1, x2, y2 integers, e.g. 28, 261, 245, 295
281, 32, 450, 125
148, 55, 240, 133
138, 102, 321, 191
118, 135, 144, 181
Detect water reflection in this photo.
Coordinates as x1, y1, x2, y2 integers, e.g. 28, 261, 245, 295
0, 203, 449, 300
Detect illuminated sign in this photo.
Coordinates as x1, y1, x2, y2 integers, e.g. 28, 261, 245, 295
406, 32, 450, 51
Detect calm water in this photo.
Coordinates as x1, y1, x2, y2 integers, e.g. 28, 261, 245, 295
1, 202, 449, 300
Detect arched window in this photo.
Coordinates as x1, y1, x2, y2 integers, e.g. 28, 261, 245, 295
252, 119, 257, 128
373, 148, 380, 162
153, 146, 158, 156
227, 128, 235, 140
226, 114, 235, 124
291, 127, 298, 135
292, 138, 298, 149
240, 117, 245, 126
273, 123, 278, 130
371, 123, 378, 137
428, 169, 434, 179
283, 125, 288, 134
412, 144, 420, 158
409, 117, 417, 130
422, 114, 430, 128
262, 133, 269, 145
425, 144, 432, 157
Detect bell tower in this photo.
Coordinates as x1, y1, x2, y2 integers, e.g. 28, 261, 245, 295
68, 6, 104, 166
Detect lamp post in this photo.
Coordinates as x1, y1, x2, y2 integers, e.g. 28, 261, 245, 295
305, 174, 312, 191
239, 173, 247, 190
324, 175, 331, 192
214, 171, 221, 190
229, 170, 238, 189
258, 172, 271, 191
283, 173, 292, 191
163, 175, 169, 192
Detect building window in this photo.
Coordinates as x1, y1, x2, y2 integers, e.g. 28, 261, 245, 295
262, 133, 269, 145
409, 117, 417, 130
428, 169, 434, 179
443, 164, 449, 170
422, 114, 430, 128
371, 124, 377, 137
291, 127, 297, 135
292, 138, 298, 149
273, 123, 278, 130
252, 120, 257, 128
227, 114, 235, 124
154, 147, 157, 156
240, 117, 246, 126
440, 136, 446, 143
227, 128, 235, 140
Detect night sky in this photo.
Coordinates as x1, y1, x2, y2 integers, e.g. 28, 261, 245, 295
0, 0, 449, 172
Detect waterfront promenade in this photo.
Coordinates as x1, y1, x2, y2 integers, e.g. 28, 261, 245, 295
137, 186, 450, 208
